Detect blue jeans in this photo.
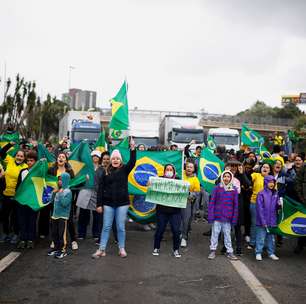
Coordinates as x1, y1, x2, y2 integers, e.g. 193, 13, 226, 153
255, 226, 275, 256
99, 205, 129, 250
210, 221, 233, 253
249, 204, 257, 246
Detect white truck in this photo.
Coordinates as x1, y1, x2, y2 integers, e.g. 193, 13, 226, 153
129, 111, 160, 148
59, 111, 101, 144
207, 128, 240, 152
159, 115, 204, 150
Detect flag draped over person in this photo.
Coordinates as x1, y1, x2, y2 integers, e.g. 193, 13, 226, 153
94, 130, 106, 152
241, 123, 264, 148
269, 196, 306, 237
68, 141, 95, 188
198, 148, 224, 194
15, 160, 58, 211
109, 81, 129, 139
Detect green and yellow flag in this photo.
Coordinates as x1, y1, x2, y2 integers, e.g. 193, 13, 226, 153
241, 124, 264, 148
198, 148, 224, 194
117, 148, 183, 195
207, 135, 216, 151
37, 143, 56, 166
113, 137, 129, 149
68, 141, 95, 188
94, 130, 106, 152
15, 160, 58, 211
269, 196, 306, 237
109, 81, 129, 138
0, 131, 19, 148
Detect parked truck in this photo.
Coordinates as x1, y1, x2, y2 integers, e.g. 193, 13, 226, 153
207, 128, 240, 152
159, 115, 204, 150
59, 111, 101, 145
129, 111, 160, 148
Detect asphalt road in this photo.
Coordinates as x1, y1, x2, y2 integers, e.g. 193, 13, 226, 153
0, 221, 305, 304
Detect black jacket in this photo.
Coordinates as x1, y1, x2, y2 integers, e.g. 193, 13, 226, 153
97, 149, 136, 207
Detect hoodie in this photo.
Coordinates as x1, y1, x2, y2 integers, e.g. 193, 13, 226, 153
52, 172, 72, 220
256, 175, 280, 227
208, 171, 239, 225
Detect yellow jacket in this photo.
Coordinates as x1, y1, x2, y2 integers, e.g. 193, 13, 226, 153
250, 172, 264, 203
3, 158, 28, 197
183, 171, 201, 193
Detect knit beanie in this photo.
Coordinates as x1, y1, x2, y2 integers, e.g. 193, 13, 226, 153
110, 149, 122, 161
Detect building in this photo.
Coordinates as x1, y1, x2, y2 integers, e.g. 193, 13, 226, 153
62, 88, 97, 110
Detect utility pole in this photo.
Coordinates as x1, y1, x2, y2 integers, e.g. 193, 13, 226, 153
68, 65, 75, 91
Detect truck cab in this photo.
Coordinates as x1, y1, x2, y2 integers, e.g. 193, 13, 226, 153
207, 128, 240, 152
71, 120, 101, 145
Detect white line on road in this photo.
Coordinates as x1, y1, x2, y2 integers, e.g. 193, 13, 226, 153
230, 260, 279, 304
0, 251, 21, 273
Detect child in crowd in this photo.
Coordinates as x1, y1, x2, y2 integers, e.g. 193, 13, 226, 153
48, 172, 72, 259
255, 175, 281, 261
208, 170, 238, 260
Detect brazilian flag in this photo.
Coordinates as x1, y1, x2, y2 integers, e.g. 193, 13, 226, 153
117, 148, 183, 195
68, 141, 95, 188
198, 148, 224, 194
109, 81, 129, 138
269, 197, 306, 237
128, 195, 156, 224
15, 160, 58, 211
113, 137, 129, 149
0, 131, 20, 148
241, 123, 264, 148
259, 145, 272, 160
37, 143, 56, 166
207, 135, 216, 151
94, 130, 106, 152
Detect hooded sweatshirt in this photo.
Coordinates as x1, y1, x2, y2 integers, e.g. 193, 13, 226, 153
256, 175, 280, 227
208, 170, 239, 225
52, 172, 72, 220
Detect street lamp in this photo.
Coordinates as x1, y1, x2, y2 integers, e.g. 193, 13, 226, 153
68, 66, 75, 90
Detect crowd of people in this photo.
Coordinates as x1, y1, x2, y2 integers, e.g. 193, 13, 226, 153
0, 134, 305, 262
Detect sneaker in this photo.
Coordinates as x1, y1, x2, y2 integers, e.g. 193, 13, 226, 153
180, 238, 187, 248
247, 244, 254, 250
71, 241, 78, 250
143, 224, 151, 231
17, 241, 26, 249
10, 234, 19, 244
128, 218, 134, 223
173, 250, 181, 258
226, 253, 238, 260
50, 241, 55, 249
245, 235, 251, 243
119, 248, 127, 258
47, 249, 58, 256
152, 248, 160, 256
269, 254, 279, 261
26, 241, 34, 249
149, 223, 156, 230
55, 251, 67, 259
91, 249, 106, 259
256, 254, 262, 261
39, 235, 46, 239
208, 251, 216, 260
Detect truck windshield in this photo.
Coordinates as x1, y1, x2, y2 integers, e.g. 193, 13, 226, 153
212, 135, 239, 145
134, 137, 159, 147
173, 131, 203, 143
73, 131, 100, 142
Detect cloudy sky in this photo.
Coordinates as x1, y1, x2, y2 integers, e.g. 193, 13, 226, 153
1, 0, 306, 114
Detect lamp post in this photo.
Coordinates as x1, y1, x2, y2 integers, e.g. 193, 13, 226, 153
68, 65, 75, 90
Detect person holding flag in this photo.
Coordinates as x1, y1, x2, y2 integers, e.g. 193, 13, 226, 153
0, 142, 28, 243
92, 138, 136, 259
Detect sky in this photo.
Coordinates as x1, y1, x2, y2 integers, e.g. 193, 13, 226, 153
1, 0, 306, 114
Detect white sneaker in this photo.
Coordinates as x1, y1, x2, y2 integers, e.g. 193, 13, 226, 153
173, 250, 181, 258
269, 254, 279, 261
180, 238, 187, 248
245, 236, 250, 243
256, 254, 262, 261
152, 248, 160, 256
72, 241, 78, 250
143, 224, 151, 231
128, 218, 134, 223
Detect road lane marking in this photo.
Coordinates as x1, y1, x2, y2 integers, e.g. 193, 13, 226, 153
0, 251, 21, 273
230, 260, 278, 304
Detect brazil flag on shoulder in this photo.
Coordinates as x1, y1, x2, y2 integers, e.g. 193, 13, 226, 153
198, 148, 224, 194
117, 148, 183, 195
15, 160, 58, 211
269, 196, 306, 237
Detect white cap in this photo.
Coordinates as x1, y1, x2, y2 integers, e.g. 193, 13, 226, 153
91, 150, 102, 158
